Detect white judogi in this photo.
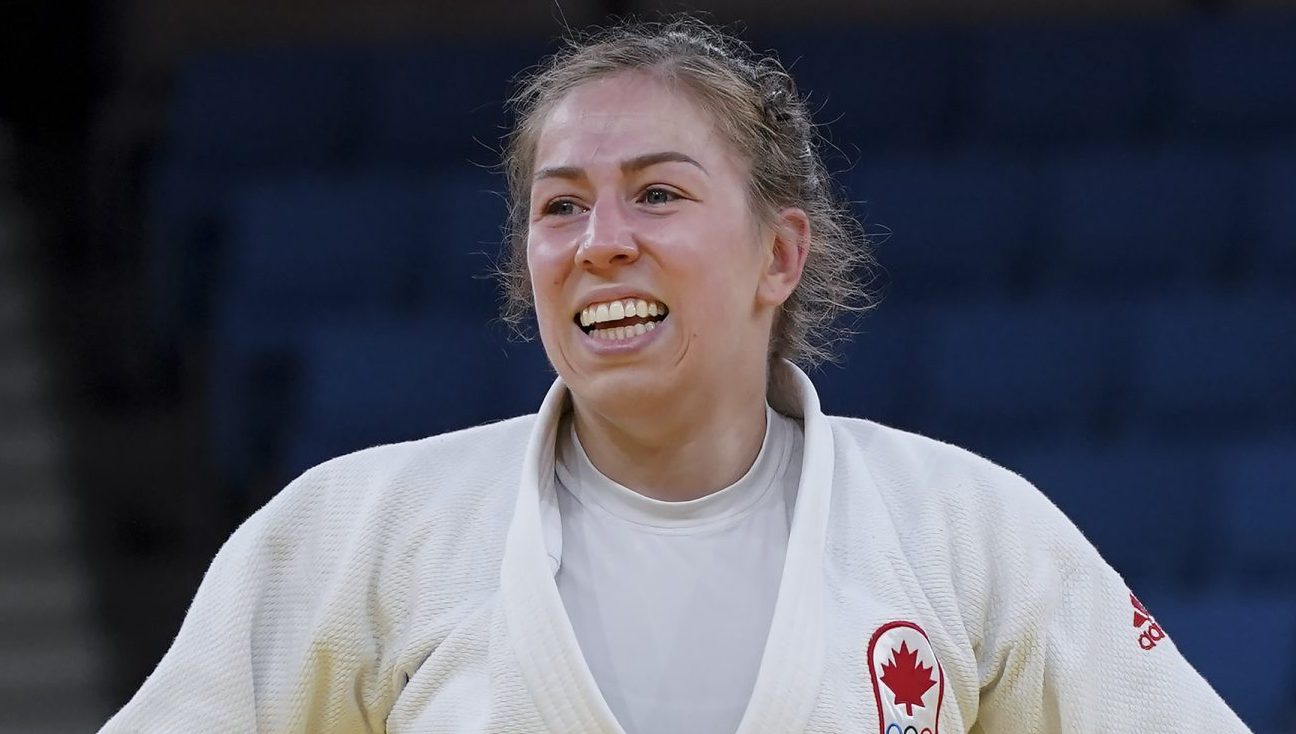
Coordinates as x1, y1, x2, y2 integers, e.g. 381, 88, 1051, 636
100, 361, 1248, 733
554, 407, 803, 734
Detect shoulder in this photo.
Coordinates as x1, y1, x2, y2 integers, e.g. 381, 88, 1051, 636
240, 415, 537, 558
825, 415, 1101, 585
296, 413, 537, 496
826, 415, 1043, 515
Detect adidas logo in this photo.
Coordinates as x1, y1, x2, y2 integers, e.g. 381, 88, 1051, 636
1130, 593, 1166, 651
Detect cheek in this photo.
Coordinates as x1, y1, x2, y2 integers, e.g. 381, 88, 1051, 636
526, 237, 567, 291
526, 237, 570, 316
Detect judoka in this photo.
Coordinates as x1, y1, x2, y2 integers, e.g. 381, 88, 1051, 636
101, 16, 1247, 734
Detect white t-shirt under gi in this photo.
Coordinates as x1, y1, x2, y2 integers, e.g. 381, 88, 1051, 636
554, 407, 803, 734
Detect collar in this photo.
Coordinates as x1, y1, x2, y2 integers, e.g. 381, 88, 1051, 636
500, 359, 835, 733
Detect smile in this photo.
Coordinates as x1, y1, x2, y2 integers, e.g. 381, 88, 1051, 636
574, 298, 670, 342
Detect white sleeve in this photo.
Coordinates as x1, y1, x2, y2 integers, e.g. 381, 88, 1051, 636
98, 475, 389, 733
974, 528, 1249, 732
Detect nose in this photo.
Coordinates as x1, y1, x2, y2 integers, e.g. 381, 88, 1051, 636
577, 199, 639, 271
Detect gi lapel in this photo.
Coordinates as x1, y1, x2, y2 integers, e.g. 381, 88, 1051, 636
732, 361, 835, 733
500, 377, 626, 734
500, 361, 834, 733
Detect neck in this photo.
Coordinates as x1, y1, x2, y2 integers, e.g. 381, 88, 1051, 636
570, 371, 769, 502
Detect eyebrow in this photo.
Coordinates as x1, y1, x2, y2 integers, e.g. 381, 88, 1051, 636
533, 151, 709, 182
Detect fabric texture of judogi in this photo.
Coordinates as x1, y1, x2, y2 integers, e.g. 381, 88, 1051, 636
99, 361, 1249, 733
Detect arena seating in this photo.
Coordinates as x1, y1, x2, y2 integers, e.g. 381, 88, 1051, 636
1036, 148, 1245, 294
1254, 149, 1296, 288
810, 306, 925, 429
962, 21, 1160, 148
144, 10, 1296, 729
843, 152, 1037, 301
1130, 293, 1296, 435
762, 26, 959, 150
281, 317, 552, 480
1001, 442, 1215, 588
1214, 438, 1296, 588
1137, 591, 1296, 731
919, 298, 1127, 450
358, 41, 549, 169
1169, 14, 1296, 140
206, 171, 507, 482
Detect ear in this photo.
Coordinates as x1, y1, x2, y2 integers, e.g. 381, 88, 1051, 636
756, 207, 811, 308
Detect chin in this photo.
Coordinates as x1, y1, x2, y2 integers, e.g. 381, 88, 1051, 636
567, 363, 675, 416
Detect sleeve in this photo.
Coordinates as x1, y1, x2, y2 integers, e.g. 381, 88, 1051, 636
973, 527, 1250, 733
98, 474, 391, 734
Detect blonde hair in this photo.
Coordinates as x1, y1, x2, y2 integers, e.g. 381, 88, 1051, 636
498, 16, 874, 366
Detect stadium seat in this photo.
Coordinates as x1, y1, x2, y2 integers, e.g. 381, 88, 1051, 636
1003, 442, 1214, 588
843, 152, 1037, 302
358, 41, 550, 168
217, 175, 439, 310
147, 162, 241, 354
810, 306, 924, 430
1213, 437, 1296, 588
963, 21, 1159, 147
164, 47, 361, 166
149, 47, 363, 354
1036, 147, 1246, 293
1136, 590, 1296, 732
1168, 14, 1296, 141
206, 171, 507, 482
418, 171, 510, 313
760, 27, 959, 150
1130, 293, 1296, 434
919, 298, 1128, 447
1249, 150, 1296, 289
281, 317, 553, 479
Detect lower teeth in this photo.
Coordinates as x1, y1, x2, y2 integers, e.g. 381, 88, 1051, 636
590, 320, 658, 341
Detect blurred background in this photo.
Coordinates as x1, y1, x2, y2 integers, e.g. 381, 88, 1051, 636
0, 0, 1294, 731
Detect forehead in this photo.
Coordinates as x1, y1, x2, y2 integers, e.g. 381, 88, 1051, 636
533, 72, 736, 172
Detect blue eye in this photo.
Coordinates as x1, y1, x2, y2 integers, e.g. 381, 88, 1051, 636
641, 187, 678, 205
544, 199, 582, 216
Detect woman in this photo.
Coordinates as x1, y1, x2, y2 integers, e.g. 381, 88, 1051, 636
103, 18, 1245, 733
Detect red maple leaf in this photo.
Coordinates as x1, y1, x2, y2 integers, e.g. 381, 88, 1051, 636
880, 640, 936, 716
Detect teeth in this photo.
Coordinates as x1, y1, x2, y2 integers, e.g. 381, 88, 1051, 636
579, 298, 669, 327
587, 319, 662, 342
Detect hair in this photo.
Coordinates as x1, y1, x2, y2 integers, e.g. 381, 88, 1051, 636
497, 15, 875, 367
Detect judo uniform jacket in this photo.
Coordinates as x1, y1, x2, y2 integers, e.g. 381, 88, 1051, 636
101, 361, 1247, 733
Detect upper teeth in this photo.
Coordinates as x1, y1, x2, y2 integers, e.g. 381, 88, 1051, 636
579, 298, 668, 327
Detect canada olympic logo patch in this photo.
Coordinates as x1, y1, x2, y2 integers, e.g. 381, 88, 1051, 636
868, 620, 944, 734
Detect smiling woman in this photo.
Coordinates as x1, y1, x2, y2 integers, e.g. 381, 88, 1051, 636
100, 16, 1247, 734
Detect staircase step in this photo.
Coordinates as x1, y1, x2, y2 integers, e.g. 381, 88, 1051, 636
0, 488, 73, 556
0, 567, 91, 620
0, 419, 61, 469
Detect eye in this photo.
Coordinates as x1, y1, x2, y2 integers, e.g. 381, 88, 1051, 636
640, 187, 679, 206
543, 198, 585, 217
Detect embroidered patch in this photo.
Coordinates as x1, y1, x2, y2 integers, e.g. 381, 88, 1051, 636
1130, 592, 1166, 651
868, 620, 944, 734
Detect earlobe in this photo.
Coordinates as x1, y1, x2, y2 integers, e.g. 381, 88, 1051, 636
758, 208, 811, 307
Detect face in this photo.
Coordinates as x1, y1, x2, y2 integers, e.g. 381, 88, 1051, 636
526, 71, 806, 418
